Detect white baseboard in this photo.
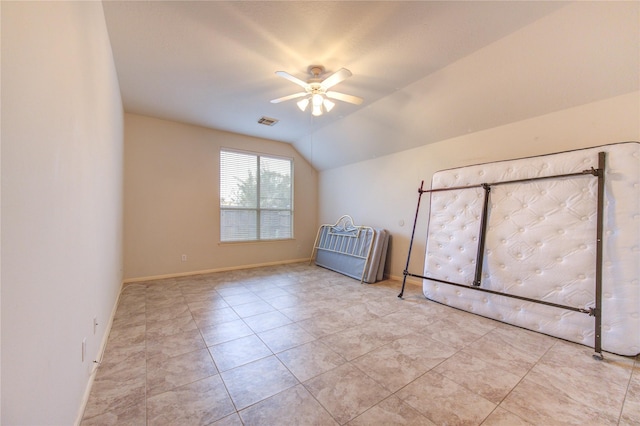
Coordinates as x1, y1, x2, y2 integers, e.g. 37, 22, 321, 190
122, 258, 311, 284
388, 274, 422, 287
75, 282, 123, 426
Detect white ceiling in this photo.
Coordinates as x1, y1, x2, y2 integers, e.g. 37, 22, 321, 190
102, 1, 639, 170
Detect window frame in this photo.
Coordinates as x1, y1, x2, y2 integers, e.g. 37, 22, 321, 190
219, 148, 294, 243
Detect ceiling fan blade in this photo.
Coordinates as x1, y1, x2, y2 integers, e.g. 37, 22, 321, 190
275, 71, 310, 89
270, 92, 307, 103
320, 68, 352, 90
326, 91, 363, 105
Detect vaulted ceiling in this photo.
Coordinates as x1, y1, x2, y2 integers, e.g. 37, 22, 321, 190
102, 1, 639, 170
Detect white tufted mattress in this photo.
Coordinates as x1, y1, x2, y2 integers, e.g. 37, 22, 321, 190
423, 142, 639, 356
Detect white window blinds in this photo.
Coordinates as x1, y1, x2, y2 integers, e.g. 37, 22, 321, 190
220, 150, 293, 242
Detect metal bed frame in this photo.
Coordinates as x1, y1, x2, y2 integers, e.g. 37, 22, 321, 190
398, 152, 606, 360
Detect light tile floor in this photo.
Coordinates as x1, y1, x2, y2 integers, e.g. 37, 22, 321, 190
82, 263, 640, 425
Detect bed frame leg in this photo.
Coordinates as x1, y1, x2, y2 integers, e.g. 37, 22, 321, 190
398, 275, 407, 298
398, 181, 425, 299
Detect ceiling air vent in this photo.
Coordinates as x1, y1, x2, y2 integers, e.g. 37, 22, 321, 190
257, 116, 279, 126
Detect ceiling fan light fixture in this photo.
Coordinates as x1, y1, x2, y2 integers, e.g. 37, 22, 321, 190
297, 98, 309, 112
271, 66, 363, 116
323, 98, 335, 112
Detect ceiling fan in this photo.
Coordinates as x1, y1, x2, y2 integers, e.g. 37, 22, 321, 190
270, 65, 363, 116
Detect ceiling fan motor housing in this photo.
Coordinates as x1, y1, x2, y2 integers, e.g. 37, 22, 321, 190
307, 65, 326, 84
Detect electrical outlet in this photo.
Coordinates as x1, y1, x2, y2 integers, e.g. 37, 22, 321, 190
82, 338, 87, 362
93, 317, 98, 335
181, 254, 187, 261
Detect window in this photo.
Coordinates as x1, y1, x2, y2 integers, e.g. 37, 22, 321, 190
220, 149, 293, 242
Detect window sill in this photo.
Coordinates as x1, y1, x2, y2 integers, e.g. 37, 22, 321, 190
218, 238, 296, 246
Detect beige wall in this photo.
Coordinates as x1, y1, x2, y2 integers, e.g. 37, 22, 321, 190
123, 113, 318, 280
1, 2, 124, 424
319, 92, 640, 282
